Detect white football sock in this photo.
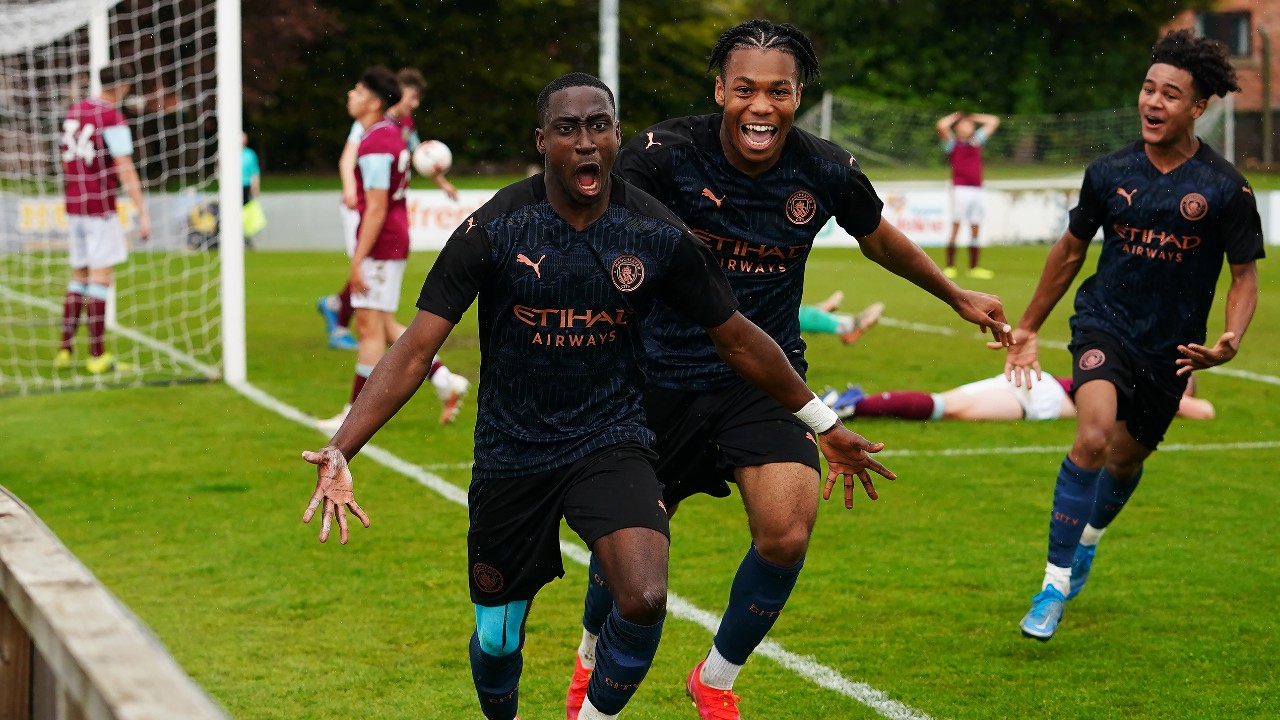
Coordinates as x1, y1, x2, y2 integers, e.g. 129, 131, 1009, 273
430, 366, 454, 391
699, 645, 742, 690
1043, 563, 1071, 596
577, 696, 617, 719
1079, 524, 1105, 547
578, 628, 598, 669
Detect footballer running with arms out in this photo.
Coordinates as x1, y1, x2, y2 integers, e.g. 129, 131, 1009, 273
567, 19, 1013, 720
1004, 29, 1263, 641
300, 72, 895, 720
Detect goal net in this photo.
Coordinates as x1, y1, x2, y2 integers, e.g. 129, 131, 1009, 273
799, 93, 1237, 171
0, 0, 231, 395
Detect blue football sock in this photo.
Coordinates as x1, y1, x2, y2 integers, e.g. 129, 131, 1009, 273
1048, 456, 1102, 568
586, 607, 663, 714
1088, 466, 1143, 531
582, 551, 612, 635
469, 608, 527, 720
713, 545, 803, 665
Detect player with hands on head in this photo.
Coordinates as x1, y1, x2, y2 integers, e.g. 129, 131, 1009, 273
935, 110, 1000, 279
566, 18, 1010, 720
1002, 29, 1262, 642
302, 72, 890, 720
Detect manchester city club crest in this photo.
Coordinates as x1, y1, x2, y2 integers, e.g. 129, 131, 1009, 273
786, 189, 817, 225
1079, 348, 1106, 371
611, 254, 645, 292
472, 562, 504, 593
1179, 192, 1208, 221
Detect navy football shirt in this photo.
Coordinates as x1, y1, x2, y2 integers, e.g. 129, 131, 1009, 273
1067, 140, 1265, 363
417, 174, 738, 480
616, 114, 885, 390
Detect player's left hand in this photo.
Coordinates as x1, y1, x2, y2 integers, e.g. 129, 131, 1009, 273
1176, 332, 1239, 375
436, 174, 459, 202
951, 289, 1012, 347
816, 424, 896, 509
301, 446, 370, 544
137, 212, 152, 242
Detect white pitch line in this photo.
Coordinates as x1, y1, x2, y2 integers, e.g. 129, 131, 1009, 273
230, 380, 938, 720
0, 283, 220, 379
879, 315, 1280, 386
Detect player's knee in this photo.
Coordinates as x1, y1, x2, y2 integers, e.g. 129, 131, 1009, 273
753, 525, 811, 566
613, 582, 667, 625
473, 601, 528, 657
1073, 427, 1110, 462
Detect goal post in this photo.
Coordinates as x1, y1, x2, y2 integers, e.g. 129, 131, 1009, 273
0, 0, 244, 395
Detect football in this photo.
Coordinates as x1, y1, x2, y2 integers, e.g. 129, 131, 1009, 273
412, 139, 453, 176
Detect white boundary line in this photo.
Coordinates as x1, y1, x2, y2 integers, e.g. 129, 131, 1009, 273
0, 283, 220, 379
229, 380, 937, 720
878, 316, 1280, 386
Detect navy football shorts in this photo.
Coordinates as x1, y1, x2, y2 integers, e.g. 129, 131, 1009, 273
466, 441, 669, 606
1069, 328, 1188, 449
642, 377, 821, 507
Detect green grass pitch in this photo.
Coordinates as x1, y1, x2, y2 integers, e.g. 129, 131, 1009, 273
3, 244, 1279, 719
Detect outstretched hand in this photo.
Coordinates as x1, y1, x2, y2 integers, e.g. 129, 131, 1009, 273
952, 289, 1013, 347
1176, 332, 1239, 376
301, 446, 370, 544
991, 327, 1041, 388
816, 425, 896, 509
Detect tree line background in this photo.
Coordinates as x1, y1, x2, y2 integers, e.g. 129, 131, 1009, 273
241, 0, 1206, 174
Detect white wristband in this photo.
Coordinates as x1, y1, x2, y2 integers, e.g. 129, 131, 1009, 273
795, 395, 840, 434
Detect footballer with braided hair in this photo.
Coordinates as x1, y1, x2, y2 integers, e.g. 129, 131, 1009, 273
565, 18, 1014, 719
1006, 29, 1262, 642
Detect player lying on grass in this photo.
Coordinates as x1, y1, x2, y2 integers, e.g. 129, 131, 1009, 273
300, 72, 893, 720
823, 370, 1215, 422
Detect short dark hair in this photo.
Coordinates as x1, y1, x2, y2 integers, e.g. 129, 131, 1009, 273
1150, 29, 1240, 99
360, 66, 402, 112
396, 67, 426, 95
536, 72, 616, 126
707, 19, 820, 84
98, 65, 132, 89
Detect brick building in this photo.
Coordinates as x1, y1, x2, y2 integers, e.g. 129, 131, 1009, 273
1168, 1, 1280, 165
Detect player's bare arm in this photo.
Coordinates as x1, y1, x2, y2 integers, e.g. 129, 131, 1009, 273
704, 312, 895, 507
857, 217, 1013, 345
433, 171, 458, 201
301, 310, 455, 544
349, 188, 389, 294
935, 111, 961, 140
1001, 230, 1090, 387
1176, 261, 1258, 375
339, 141, 360, 209
113, 154, 151, 240
972, 113, 1001, 136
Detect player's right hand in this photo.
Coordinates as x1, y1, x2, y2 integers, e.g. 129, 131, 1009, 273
817, 424, 896, 510
993, 328, 1041, 388
301, 446, 370, 544
348, 262, 369, 296
137, 212, 152, 242
342, 188, 358, 210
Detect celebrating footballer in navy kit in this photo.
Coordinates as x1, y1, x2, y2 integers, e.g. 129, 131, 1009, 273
1005, 29, 1264, 641
567, 20, 1013, 720
301, 72, 894, 720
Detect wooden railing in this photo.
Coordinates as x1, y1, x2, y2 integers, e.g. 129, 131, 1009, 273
0, 487, 230, 720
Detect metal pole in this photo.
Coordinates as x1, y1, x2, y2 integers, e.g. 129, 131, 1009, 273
600, 0, 619, 112
216, 0, 245, 384
1262, 27, 1272, 165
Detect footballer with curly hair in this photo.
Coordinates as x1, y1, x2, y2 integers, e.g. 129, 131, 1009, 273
1006, 28, 1264, 640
